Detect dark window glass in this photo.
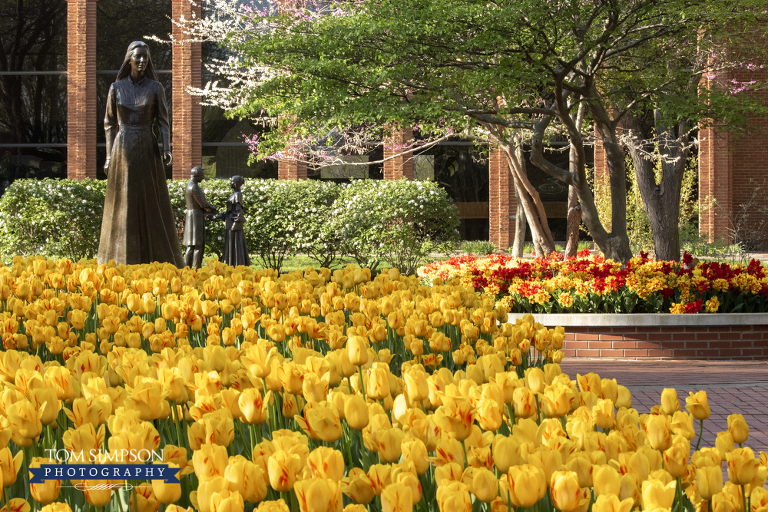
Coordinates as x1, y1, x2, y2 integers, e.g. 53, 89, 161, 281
0, 146, 66, 195
0, 0, 67, 71
0, 74, 67, 144
96, 0, 172, 71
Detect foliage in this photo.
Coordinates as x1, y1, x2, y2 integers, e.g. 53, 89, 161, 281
330, 180, 460, 274
181, 0, 768, 263
419, 252, 768, 314
1, 178, 456, 274
0, 179, 106, 261
460, 240, 496, 256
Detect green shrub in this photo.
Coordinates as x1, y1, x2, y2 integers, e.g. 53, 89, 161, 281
331, 180, 460, 274
461, 240, 496, 255
1, 178, 457, 274
0, 179, 106, 261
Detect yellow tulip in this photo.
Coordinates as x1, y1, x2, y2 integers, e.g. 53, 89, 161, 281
646, 414, 672, 452
551, 471, 587, 512
348, 336, 369, 367
717, 432, 736, 459
541, 383, 571, 418
564, 453, 593, 488
685, 391, 710, 421
476, 398, 503, 432
255, 500, 289, 512
295, 478, 340, 512
40, 503, 72, 512
507, 465, 547, 508
593, 464, 622, 497
727, 414, 749, 445
660, 388, 680, 415
401, 438, 429, 475
641, 479, 676, 511
151, 461, 182, 504
130, 483, 159, 512
7, 398, 42, 447
592, 494, 635, 512
726, 447, 759, 485
267, 450, 302, 492
366, 365, 391, 400
697, 466, 724, 500
81, 480, 114, 507
344, 394, 369, 430
307, 447, 345, 481
466, 467, 497, 503
210, 489, 245, 512
381, 482, 413, 512
592, 399, 615, 430
436, 481, 472, 512
297, 402, 343, 443
663, 443, 689, 479
341, 468, 375, 504
28, 457, 60, 504
193, 442, 228, 481
712, 491, 737, 512
239, 388, 270, 425
513, 387, 537, 419
376, 428, 404, 463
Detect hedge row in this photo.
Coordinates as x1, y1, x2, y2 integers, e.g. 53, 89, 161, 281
0, 178, 460, 274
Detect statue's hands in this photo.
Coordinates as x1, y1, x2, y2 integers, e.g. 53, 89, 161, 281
163, 151, 173, 166
104, 159, 110, 176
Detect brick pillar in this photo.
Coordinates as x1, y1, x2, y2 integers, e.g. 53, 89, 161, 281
699, 124, 733, 244
66, 0, 97, 179
489, 146, 515, 248
383, 128, 414, 180
278, 159, 308, 180
171, 0, 202, 180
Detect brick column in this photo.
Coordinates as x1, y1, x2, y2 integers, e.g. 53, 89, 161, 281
489, 146, 515, 248
383, 128, 414, 180
171, 0, 202, 180
699, 124, 733, 244
66, 0, 97, 179
278, 159, 308, 180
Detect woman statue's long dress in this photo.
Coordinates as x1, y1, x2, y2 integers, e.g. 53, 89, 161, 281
216, 176, 251, 267
97, 41, 183, 267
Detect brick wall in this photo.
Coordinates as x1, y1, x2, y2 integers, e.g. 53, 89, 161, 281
66, 0, 97, 179
488, 146, 515, 249
383, 128, 414, 180
278, 160, 308, 180
171, 0, 202, 180
562, 326, 768, 360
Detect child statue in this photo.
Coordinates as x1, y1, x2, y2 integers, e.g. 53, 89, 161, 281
214, 175, 250, 267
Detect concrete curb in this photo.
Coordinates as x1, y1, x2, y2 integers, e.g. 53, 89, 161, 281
507, 312, 768, 327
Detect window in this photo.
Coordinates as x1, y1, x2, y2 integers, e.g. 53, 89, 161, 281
0, 0, 67, 195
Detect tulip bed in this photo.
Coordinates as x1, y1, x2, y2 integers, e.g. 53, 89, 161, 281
418, 252, 768, 314
0, 256, 765, 512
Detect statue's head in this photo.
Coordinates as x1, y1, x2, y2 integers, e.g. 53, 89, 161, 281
230, 175, 245, 190
116, 41, 157, 82
191, 166, 205, 182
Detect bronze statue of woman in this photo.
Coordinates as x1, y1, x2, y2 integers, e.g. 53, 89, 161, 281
97, 41, 183, 267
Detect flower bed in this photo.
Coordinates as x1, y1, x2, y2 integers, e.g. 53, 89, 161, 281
419, 252, 768, 314
0, 257, 765, 512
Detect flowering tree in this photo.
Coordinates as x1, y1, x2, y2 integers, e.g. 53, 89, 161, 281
172, 0, 768, 262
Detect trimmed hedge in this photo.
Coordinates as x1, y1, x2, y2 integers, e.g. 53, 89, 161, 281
0, 178, 459, 273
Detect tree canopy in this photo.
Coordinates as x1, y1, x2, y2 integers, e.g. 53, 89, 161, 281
183, 0, 768, 261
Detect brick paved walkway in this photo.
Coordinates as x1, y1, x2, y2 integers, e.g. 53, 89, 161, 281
559, 360, 768, 457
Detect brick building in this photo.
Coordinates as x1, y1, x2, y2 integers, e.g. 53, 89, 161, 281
3, 0, 765, 246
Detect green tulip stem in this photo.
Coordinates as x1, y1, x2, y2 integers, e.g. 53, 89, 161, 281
131, 482, 140, 512
171, 400, 184, 448
695, 419, 704, 451
741, 484, 748, 512
461, 439, 469, 469
357, 365, 367, 400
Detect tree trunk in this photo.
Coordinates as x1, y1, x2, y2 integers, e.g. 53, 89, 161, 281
511, 185, 527, 258
624, 112, 687, 261
503, 139, 555, 257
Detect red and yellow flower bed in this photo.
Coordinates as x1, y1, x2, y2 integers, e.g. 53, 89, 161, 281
419, 252, 768, 314
0, 256, 764, 512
